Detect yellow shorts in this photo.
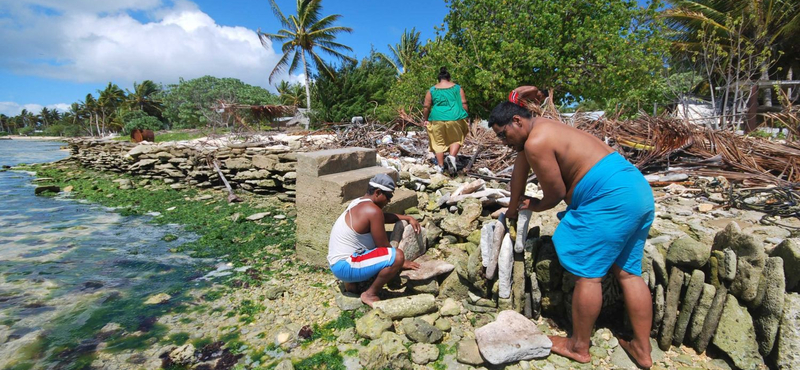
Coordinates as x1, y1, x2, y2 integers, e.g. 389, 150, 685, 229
427, 119, 468, 153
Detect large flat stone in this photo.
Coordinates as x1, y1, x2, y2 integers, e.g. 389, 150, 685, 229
372, 294, 436, 319
296, 148, 377, 177
475, 310, 551, 364
712, 294, 763, 370
400, 260, 454, 280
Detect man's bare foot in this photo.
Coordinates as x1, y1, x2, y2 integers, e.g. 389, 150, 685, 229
548, 336, 591, 363
360, 292, 380, 308
618, 338, 653, 369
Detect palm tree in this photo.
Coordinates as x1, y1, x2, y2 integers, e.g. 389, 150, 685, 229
276, 80, 307, 107
127, 80, 163, 116
663, 0, 800, 100
97, 82, 125, 135
258, 0, 355, 118
84, 94, 99, 136
378, 28, 422, 74
0, 114, 8, 133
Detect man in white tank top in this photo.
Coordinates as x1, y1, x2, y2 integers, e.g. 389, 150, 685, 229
328, 174, 421, 307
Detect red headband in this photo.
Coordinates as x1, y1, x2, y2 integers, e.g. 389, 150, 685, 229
508, 90, 526, 107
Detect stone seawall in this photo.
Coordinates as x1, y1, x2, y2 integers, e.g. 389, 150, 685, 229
66, 138, 297, 201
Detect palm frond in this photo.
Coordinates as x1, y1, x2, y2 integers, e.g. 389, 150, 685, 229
269, 51, 294, 83
268, 0, 292, 29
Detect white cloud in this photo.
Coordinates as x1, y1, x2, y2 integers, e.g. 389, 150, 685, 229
0, 102, 70, 116
0, 0, 299, 91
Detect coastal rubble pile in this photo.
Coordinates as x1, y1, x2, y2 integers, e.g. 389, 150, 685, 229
369, 165, 800, 368
66, 138, 299, 201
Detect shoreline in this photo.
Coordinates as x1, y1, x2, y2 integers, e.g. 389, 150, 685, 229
2, 135, 67, 141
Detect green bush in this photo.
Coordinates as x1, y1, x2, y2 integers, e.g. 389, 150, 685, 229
123, 116, 164, 135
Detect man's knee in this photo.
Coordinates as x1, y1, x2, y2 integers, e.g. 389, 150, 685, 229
394, 248, 405, 266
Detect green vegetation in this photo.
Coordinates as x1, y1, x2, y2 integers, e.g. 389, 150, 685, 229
306, 309, 364, 344
293, 347, 346, 370
26, 162, 295, 268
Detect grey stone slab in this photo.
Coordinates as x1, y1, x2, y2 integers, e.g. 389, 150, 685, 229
475, 310, 551, 365
296, 148, 377, 177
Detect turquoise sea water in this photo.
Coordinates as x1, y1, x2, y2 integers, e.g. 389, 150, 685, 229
0, 140, 207, 369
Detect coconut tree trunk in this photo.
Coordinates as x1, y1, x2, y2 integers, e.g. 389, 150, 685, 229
301, 51, 311, 129
761, 67, 772, 108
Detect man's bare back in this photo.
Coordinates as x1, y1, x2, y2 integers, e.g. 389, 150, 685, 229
524, 117, 613, 205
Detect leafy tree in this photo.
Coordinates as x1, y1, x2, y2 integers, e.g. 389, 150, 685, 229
276, 81, 307, 107
126, 80, 164, 118
377, 28, 422, 74
160, 76, 279, 129
313, 52, 398, 123
258, 0, 355, 114
389, 0, 669, 117
663, 0, 800, 105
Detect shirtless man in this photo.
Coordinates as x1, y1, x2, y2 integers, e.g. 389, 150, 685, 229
327, 174, 421, 307
491, 86, 655, 368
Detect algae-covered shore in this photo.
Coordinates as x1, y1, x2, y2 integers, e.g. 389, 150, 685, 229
5, 158, 779, 370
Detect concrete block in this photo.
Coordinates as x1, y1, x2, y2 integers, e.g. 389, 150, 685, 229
296, 148, 377, 177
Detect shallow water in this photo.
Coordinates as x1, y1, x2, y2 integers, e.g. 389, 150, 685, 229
0, 140, 208, 369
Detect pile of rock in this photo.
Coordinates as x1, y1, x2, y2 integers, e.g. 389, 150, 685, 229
67, 139, 298, 201
385, 165, 800, 368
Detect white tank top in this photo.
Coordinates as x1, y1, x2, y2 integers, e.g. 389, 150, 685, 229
327, 198, 377, 265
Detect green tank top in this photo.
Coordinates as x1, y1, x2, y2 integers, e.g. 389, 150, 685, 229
428, 85, 468, 121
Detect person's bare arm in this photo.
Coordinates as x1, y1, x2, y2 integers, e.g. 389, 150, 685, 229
367, 207, 392, 247
460, 88, 468, 113
505, 153, 531, 221
522, 137, 566, 212
512, 86, 547, 105
422, 91, 432, 126
383, 213, 421, 233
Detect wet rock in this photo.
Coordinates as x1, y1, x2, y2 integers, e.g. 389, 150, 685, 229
144, 293, 171, 305
753, 257, 785, 356
359, 331, 412, 370
688, 284, 716, 344
712, 294, 763, 370
708, 252, 721, 287
673, 270, 705, 345
372, 294, 436, 319
475, 310, 551, 364
771, 238, 800, 291
34, 185, 60, 195
400, 260, 454, 280
774, 293, 800, 369
168, 344, 196, 365
658, 267, 684, 350
667, 236, 710, 268
457, 338, 484, 365
335, 293, 363, 311
410, 343, 439, 365
246, 212, 270, 221
440, 298, 460, 316
535, 237, 561, 290
356, 309, 392, 339
712, 222, 766, 303
401, 318, 442, 343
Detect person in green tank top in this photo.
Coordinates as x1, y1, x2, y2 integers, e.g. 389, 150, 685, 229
422, 67, 470, 175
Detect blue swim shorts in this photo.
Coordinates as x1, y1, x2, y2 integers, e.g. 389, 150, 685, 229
552, 152, 654, 278
330, 247, 397, 283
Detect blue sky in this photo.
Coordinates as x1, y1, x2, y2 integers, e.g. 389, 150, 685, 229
0, 0, 653, 117
0, 0, 449, 116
